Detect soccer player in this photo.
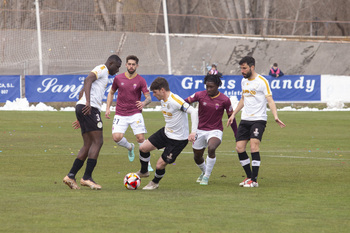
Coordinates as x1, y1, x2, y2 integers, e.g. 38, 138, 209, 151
139, 77, 198, 190
227, 56, 286, 188
185, 74, 237, 185
105, 55, 153, 170
63, 55, 122, 190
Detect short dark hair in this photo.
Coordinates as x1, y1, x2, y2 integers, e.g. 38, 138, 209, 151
239, 56, 255, 67
204, 74, 222, 87
150, 77, 170, 91
126, 55, 139, 64
107, 54, 122, 64
211, 64, 217, 68
273, 63, 278, 67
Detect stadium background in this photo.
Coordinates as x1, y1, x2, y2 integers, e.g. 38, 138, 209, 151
1, 0, 350, 77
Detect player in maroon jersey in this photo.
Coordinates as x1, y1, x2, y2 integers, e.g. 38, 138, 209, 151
185, 74, 237, 185
106, 55, 153, 175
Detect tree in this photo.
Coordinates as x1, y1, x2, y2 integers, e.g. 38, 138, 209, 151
115, 0, 124, 31
262, 0, 272, 36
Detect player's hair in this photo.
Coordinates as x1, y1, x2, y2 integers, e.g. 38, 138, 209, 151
107, 55, 122, 64
150, 77, 170, 91
204, 74, 222, 87
239, 56, 255, 67
126, 55, 139, 64
273, 63, 278, 67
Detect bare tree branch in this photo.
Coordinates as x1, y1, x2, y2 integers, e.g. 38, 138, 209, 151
206, 0, 222, 34
115, 0, 124, 31
262, 0, 272, 35
234, 0, 246, 33
292, 0, 304, 35
244, 0, 255, 34
93, 0, 106, 30
97, 0, 112, 30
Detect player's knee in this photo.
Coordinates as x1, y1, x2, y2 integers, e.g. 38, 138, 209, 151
139, 144, 147, 153
112, 134, 122, 142
94, 139, 103, 148
207, 145, 217, 155
250, 144, 260, 152
236, 145, 245, 153
193, 154, 203, 164
136, 137, 145, 144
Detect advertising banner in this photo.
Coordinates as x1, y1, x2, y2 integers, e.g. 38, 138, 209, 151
25, 75, 86, 102
144, 75, 321, 102
0, 75, 21, 103
24, 74, 321, 103
266, 75, 321, 101
143, 75, 242, 101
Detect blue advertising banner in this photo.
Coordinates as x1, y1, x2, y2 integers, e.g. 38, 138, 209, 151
142, 75, 242, 102
144, 75, 321, 102
265, 75, 321, 101
24, 74, 321, 103
0, 75, 21, 103
25, 75, 85, 102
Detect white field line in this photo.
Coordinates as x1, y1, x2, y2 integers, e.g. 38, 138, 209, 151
179, 151, 349, 161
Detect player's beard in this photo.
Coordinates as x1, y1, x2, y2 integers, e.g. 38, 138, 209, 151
243, 69, 252, 79
127, 68, 136, 74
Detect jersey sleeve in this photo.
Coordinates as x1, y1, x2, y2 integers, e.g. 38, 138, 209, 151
140, 77, 150, 95
259, 76, 272, 97
170, 93, 189, 112
91, 65, 107, 79
186, 92, 199, 104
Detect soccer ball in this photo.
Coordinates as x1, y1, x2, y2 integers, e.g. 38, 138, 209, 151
124, 173, 141, 190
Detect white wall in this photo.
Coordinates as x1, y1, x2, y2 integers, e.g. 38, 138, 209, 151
321, 75, 350, 102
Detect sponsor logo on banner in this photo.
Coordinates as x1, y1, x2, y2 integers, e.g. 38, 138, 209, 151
0, 75, 21, 102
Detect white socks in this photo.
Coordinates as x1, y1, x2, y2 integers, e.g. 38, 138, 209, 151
204, 156, 216, 178
197, 161, 206, 174
116, 137, 132, 150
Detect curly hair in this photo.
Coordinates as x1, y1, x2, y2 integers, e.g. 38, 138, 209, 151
204, 74, 222, 87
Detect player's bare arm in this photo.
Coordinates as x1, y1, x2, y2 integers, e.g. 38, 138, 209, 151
227, 113, 238, 137
105, 88, 116, 119
78, 87, 84, 99
82, 72, 97, 115
187, 106, 198, 143
266, 96, 286, 128
136, 92, 152, 110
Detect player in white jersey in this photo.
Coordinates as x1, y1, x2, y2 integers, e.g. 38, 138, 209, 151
137, 77, 198, 190
227, 56, 286, 188
63, 55, 122, 190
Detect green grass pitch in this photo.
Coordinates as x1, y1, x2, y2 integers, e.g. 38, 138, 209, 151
0, 110, 349, 233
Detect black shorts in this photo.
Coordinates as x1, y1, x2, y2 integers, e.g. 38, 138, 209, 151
236, 120, 267, 142
148, 127, 188, 164
75, 104, 103, 134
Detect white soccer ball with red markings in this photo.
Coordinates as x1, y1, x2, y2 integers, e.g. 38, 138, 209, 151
124, 173, 141, 190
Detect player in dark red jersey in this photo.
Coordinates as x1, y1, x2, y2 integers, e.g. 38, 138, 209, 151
105, 55, 153, 174
185, 74, 237, 185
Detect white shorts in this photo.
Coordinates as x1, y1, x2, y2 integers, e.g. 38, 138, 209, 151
192, 129, 223, 150
112, 113, 147, 135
